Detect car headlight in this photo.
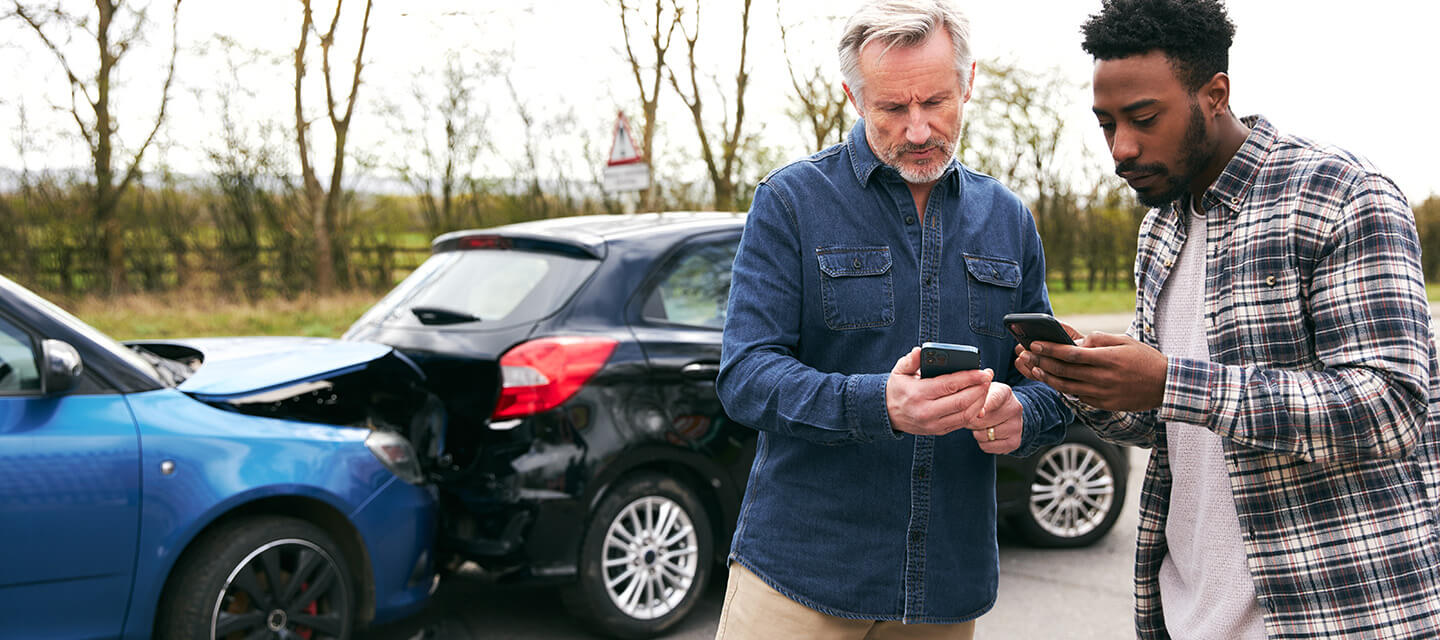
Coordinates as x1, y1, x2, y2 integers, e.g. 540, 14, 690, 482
365, 430, 425, 485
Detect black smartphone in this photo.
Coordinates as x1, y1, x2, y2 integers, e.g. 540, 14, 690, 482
1003, 312, 1076, 349
919, 342, 981, 378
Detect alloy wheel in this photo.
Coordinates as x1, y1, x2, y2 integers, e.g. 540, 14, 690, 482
600, 495, 700, 620
210, 538, 349, 639
1028, 442, 1116, 539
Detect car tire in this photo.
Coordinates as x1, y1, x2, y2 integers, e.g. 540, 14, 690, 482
563, 472, 713, 639
1009, 428, 1127, 548
156, 515, 355, 640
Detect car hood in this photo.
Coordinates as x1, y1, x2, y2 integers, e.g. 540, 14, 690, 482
135, 336, 394, 398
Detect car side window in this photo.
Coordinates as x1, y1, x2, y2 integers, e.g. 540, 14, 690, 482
0, 316, 41, 393
643, 240, 738, 329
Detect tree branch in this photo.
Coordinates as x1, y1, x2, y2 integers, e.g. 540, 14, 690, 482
12, 2, 99, 112
116, 0, 182, 196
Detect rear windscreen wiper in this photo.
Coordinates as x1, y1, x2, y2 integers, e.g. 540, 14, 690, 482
410, 306, 481, 325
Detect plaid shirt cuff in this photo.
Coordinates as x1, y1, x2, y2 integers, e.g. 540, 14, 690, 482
1157, 356, 1218, 425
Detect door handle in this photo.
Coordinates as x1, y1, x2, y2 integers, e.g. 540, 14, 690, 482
680, 362, 721, 380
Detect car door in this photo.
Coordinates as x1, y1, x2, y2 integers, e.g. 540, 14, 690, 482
628, 231, 753, 481
0, 312, 142, 638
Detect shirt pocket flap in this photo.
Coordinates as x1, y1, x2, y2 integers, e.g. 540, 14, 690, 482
817, 247, 893, 277
963, 254, 1021, 288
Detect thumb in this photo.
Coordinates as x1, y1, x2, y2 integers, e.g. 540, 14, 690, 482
1082, 331, 1128, 347
893, 347, 921, 376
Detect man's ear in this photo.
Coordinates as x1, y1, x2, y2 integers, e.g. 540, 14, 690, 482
1200, 72, 1231, 118
843, 82, 864, 116
961, 60, 977, 103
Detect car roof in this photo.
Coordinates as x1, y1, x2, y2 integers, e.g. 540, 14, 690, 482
432, 211, 746, 258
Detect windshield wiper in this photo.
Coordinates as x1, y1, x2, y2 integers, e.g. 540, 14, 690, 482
411, 306, 481, 325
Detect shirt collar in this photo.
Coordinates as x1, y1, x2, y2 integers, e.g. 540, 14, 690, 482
846, 118, 961, 189
1199, 114, 1277, 217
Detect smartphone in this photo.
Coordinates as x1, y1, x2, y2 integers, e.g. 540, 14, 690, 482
919, 342, 981, 378
1003, 313, 1076, 349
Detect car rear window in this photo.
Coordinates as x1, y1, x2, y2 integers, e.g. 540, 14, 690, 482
361, 249, 599, 329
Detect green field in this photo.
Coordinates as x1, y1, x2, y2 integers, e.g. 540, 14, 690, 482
71, 292, 379, 341
63, 282, 1440, 341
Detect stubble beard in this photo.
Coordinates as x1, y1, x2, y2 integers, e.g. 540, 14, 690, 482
1122, 102, 1214, 208
880, 138, 956, 184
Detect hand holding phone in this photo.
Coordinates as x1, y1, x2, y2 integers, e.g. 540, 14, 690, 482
1003, 313, 1076, 349
919, 342, 981, 378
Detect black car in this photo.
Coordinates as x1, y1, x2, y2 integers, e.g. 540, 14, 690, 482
344, 212, 1128, 638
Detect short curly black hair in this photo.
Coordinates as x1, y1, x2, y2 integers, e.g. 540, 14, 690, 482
1080, 0, 1236, 92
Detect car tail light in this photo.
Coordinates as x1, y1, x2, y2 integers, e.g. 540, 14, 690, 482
492, 336, 618, 419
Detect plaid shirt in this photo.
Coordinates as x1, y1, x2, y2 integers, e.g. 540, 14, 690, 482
1069, 116, 1440, 639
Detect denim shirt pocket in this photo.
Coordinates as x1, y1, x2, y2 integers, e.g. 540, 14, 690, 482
817, 246, 895, 330
963, 253, 1021, 337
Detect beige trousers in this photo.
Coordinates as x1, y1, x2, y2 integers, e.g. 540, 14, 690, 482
714, 564, 978, 640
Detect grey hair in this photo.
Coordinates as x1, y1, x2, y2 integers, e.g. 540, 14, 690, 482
838, 0, 973, 107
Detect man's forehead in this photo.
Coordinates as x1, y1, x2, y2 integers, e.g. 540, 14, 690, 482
1092, 53, 1186, 107
1093, 52, 1182, 86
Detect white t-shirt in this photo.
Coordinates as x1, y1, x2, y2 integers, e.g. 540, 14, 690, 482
1155, 198, 1267, 639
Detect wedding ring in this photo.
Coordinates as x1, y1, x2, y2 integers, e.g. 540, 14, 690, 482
987, 427, 996, 441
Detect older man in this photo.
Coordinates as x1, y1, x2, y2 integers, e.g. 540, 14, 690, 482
713, 1, 1070, 638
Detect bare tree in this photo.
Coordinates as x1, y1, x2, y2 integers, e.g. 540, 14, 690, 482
960, 60, 1081, 288
388, 53, 495, 236
9, 0, 183, 293
616, 0, 681, 211
293, 0, 373, 293
777, 7, 850, 152
667, 0, 753, 211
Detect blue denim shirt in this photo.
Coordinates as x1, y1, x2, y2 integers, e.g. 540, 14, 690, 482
718, 120, 1071, 623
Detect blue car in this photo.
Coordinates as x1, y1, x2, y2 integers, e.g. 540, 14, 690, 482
0, 274, 442, 639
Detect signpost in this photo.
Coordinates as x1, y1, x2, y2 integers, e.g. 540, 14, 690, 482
603, 112, 650, 194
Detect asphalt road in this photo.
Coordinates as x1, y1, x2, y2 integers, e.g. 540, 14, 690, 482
359, 448, 1145, 640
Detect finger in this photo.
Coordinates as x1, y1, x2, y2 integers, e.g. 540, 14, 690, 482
969, 399, 1020, 430
893, 347, 921, 376
1058, 321, 1084, 342
1079, 331, 1130, 348
972, 426, 1013, 453
928, 368, 993, 397
1031, 366, 1114, 399
1029, 340, 1120, 366
1013, 352, 1042, 381
924, 382, 992, 430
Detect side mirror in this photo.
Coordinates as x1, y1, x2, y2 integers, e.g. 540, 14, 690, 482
42, 339, 83, 394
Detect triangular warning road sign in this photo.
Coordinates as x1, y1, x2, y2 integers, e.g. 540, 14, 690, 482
608, 112, 644, 166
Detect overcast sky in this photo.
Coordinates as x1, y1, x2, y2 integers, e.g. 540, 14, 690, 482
2, 0, 1436, 203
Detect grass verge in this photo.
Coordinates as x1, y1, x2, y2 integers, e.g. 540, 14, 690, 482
51, 282, 1440, 341
64, 291, 379, 340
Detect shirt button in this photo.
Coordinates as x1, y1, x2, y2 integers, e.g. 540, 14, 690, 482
923, 276, 932, 286
1231, 197, 1240, 204
1163, 259, 1173, 268
853, 258, 862, 269
905, 216, 916, 225
1265, 275, 1277, 286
